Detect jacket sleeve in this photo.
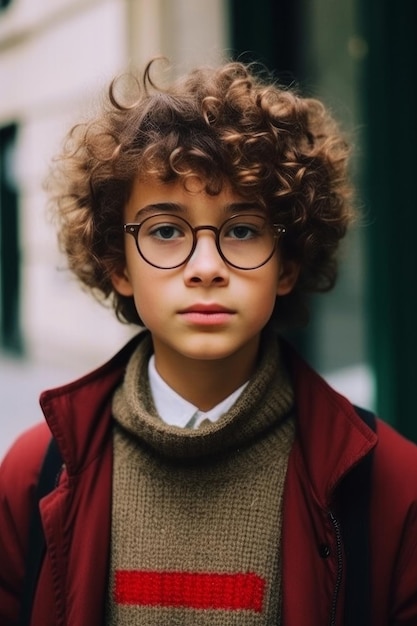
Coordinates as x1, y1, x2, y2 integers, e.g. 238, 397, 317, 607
0, 423, 50, 626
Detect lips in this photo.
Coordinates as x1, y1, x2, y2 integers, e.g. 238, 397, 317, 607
179, 303, 235, 314
178, 303, 235, 325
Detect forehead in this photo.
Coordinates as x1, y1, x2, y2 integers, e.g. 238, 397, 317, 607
125, 174, 253, 221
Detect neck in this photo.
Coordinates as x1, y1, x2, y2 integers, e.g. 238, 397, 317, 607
152, 337, 260, 411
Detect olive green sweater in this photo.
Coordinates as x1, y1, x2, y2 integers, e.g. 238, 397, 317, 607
107, 333, 295, 625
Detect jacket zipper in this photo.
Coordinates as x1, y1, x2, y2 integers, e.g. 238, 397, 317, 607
329, 511, 343, 626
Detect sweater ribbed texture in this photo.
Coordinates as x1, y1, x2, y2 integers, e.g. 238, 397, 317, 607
106, 332, 295, 625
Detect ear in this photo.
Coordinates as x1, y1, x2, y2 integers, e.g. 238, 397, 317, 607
276, 260, 300, 296
111, 267, 134, 297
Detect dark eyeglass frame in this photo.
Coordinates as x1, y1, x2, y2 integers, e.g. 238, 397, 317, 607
124, 213, 286, 270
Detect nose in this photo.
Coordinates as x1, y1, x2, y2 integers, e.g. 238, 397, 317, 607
183, 229, 229, 286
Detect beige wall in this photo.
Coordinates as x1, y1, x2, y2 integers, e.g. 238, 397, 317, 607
126, 0, 229, 71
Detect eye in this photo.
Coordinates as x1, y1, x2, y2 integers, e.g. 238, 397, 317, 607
226, 223, 261, 240
150, 224, 183, 240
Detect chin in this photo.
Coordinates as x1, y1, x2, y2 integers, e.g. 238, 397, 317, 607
179, 340, 249, 363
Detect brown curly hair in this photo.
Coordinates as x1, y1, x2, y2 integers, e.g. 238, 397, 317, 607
47, 59, 353, 328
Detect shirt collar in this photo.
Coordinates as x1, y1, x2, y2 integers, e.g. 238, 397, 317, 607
148, 355, 248, 429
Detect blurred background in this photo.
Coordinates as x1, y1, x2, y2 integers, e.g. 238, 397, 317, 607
0, 0, 416, 457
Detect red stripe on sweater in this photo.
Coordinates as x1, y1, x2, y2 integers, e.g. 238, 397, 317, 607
114, 570, 265, 612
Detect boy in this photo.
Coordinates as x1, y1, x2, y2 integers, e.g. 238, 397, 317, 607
1, 59, 417, 626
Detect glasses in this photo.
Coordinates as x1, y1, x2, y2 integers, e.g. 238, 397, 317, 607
124, 213, 285, 270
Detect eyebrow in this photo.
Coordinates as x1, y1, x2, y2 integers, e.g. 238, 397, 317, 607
134, 201, 262, 221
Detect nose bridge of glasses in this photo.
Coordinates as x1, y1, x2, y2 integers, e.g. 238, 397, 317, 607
193, 224, 220, 237
189, 224, 224, 262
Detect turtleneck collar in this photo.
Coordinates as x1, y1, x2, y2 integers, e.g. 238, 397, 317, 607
112, 329, 294, 459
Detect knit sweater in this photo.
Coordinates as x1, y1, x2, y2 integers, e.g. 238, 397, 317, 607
106, 332, 295, 625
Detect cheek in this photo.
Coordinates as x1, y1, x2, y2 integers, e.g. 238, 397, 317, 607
255, 291, 278, 323
130, 278, 159, 327
128, 267, 176, 330
243, 269, 280, 323
124, 259, 154, 317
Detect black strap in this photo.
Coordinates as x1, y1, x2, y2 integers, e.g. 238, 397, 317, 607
341, 406, 376, 626
18, 437, 62, 626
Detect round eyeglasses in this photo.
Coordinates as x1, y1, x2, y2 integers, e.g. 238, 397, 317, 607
124, 213, 285, 270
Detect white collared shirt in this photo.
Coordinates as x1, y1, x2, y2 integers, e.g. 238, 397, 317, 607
148, 355, 248, 429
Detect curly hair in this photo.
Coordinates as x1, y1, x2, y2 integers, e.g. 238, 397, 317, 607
47, 59, 354, 328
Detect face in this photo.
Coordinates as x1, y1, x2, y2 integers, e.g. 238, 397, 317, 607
112, 174, 299, 383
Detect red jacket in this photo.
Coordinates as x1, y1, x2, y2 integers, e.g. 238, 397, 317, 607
1, 334, 417, 625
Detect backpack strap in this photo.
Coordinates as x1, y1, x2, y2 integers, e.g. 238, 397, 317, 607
19, 437, 62, 626
341, 406, 376, 626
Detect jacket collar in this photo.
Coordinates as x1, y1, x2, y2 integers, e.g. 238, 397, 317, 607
284, 342, 377, 506
39, 332, 377, 502
39, 332, 146, 476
